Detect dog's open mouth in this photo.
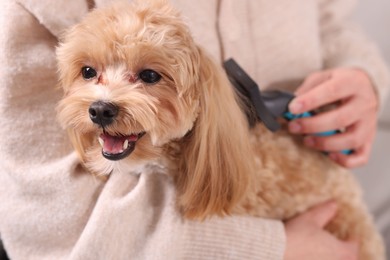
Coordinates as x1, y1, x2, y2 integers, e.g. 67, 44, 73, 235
98, 132, 145, 161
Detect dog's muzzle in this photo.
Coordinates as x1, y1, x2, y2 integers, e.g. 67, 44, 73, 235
88, 101, 145, 161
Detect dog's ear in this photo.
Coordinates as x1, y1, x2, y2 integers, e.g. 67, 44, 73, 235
176, 48, 256, 219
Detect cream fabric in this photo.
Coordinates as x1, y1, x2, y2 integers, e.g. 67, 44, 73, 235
0, 0, 388, 259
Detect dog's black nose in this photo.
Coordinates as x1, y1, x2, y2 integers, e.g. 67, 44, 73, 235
89, 101, 118, 127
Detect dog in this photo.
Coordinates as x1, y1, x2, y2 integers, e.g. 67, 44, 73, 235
56, 0, 384, 258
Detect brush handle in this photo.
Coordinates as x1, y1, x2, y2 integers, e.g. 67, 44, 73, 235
283, 111, 353, 155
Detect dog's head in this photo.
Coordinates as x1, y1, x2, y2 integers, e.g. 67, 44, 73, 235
57, 0, 255, 219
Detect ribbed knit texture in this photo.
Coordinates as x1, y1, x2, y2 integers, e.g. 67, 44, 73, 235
180, 217, 285, 259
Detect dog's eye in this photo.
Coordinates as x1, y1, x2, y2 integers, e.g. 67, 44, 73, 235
139, 69, 161, 84
81, 66, 97, 80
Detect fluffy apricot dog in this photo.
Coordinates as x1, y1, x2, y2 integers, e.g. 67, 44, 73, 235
56, 0, 384, 258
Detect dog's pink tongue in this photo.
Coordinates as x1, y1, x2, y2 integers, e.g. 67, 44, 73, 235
100, 133, 137, 154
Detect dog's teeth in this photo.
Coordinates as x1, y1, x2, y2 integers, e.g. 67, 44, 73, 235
123, 139, 129, 150
98, 137, 104, 147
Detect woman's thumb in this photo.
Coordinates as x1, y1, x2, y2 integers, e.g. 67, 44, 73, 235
299, 200, 338, 228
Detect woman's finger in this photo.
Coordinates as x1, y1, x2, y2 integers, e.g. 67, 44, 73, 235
303, 114, 376, 151
295, 71, 332, 96
329, 142, 374, 168
289, 80, 355, 114
293, 200, 338, 228
288, 98, 363, 134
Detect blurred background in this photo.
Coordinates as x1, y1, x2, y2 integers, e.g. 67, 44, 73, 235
352, 0, 390, 256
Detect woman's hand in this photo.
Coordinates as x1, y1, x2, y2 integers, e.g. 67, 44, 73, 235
284, 201, 358, 260
288, 68, 378, 168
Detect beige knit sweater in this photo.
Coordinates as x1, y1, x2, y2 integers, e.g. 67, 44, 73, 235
0, 0, 388, 259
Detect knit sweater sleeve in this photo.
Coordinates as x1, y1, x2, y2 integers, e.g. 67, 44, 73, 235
177, 216, 285, 259
319, 0, 390, 109
65, 171, 286, 260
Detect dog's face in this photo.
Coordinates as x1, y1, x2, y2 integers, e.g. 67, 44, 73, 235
57, 0, 202, 173
57, 0, 254, 218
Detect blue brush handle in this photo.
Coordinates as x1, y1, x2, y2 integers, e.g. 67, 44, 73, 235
283, 111, 353, 155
